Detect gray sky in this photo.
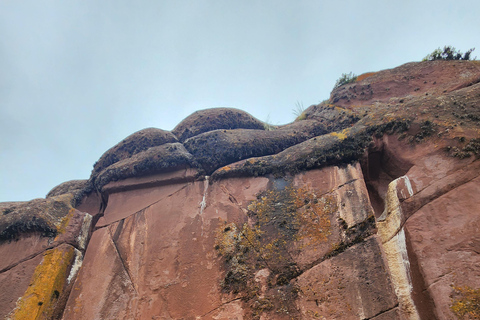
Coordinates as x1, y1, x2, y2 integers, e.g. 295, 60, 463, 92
1, 0, 479, 202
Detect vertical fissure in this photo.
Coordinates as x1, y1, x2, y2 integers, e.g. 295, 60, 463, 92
107, 223, 138, 295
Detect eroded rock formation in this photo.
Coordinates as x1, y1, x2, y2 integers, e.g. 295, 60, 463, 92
2, 60, 480, 319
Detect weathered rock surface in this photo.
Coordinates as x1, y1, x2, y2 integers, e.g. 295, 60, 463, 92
0, 194, 92, 320
295, 237, 397, 319
185, 116, 359, 174
172, 107, 266, 142
2, 60, 480, 319
0, 194, 75, 242
92, 127, 178, 177
46, 180, 88, 198
93, 142, 197, 191
330, 60, 480, 108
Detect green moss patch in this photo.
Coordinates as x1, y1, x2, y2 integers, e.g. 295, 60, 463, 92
215, 186, 337, 319
0, 194, 74, 243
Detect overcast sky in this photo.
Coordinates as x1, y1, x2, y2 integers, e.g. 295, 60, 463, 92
1, 0, 479, 202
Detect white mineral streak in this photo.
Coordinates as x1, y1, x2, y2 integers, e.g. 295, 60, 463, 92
377, 176, 420, 320
67, 248, 83, 284
199, 176, 209, 214
77, 213, 93, 250
356, 283, 366, 320
66, 214, 92, 285
399, 175, 414, 199
403, 176, 414, 197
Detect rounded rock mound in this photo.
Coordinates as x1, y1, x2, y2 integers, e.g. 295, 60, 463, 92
92, 128, 178, 177
46, 179, 88, 198
93, 142, 197, 191
0, 194, 74, 242
172, 108, 266, 142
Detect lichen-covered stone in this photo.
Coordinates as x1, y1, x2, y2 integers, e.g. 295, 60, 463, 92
211, 124, 374, 180
92, 127, 178, 177
172, 107, 266, 142
301, 103, 360, 130
0, 194, 74, 242
46, 179, 88, 198
93, 142, 198, 190
8, 244, 76, 320
184, 118, 358, 174
46, 179, 93, 207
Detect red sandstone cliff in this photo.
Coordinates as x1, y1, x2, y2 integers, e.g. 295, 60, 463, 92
1, 60, 480, 319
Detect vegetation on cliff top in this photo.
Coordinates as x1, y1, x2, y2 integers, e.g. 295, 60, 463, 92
333, 72, 357, 90
423, 46, 476, 61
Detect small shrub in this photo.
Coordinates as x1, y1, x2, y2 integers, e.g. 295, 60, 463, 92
293, 101, 306, 121
333, 72, 357, 90
423, 46, 476, 61
263, 115, 276, 131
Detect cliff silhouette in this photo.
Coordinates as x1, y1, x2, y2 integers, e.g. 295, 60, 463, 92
2, 59, 480, 319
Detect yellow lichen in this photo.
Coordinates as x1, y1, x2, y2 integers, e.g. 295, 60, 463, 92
10, 246, 75, 320
451, 286, 480, 319
330, 129, 349, 141
54, 209, 75, 237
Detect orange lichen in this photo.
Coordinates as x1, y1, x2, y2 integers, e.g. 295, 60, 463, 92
243, 186, 335, 257
10, 246, 75, 320
356, 72, 377, 82
217, 165, 232, 173
451, 286, 480, 319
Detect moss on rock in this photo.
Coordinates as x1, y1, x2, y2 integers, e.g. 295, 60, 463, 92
184, 115, 360, 174
172, 107, 266, 142
46, 180, 88, 198
214, 185, 337, 319
92, 128, 178, 177
0, 194, 75, 243
93, 142, 199, 190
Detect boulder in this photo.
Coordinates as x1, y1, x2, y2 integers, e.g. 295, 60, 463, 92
185, 116, 360, 174
93, 142, 198, 191
0, 194, 74, 242
172, 107, 266, 142
91, 128, 178, 178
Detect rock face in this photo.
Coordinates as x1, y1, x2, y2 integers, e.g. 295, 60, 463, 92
2, 60, 480, 319
0, 195, 92, 319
